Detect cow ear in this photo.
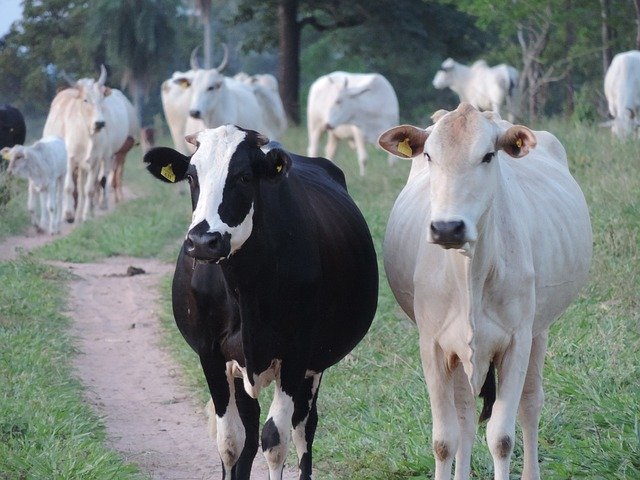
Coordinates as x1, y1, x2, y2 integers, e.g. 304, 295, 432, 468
262, 148, 291, 181
1, 147, 11, 161
378, 125, 428, 159
497, 125, 536, 158
144, 147, 190, 183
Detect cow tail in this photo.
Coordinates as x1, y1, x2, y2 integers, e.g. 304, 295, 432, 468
479, 362, 496, 422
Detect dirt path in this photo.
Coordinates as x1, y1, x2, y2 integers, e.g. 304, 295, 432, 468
58, 256, 299, 480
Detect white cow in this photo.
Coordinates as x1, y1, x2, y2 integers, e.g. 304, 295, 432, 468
433, 58, 519, 121
307, 71, 400, 176
44, 66, 134, 222
234, 72, 288, 139
2, 136, 67, 234
603, 50, 640, 139
378, 103, 592, 480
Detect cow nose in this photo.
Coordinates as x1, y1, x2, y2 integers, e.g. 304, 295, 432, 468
189, 110, 201, 119
94, 121, 106, 131
325, 122, 334, 131
430, 220, 466, 248
185, 230, 230, 262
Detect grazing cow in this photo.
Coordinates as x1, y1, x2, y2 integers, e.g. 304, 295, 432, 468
433, 58, 519, 121
43, 66, 135, 222
144, 125, 378, 480
603, 50, 640, 139
378, 103, 592, 480
2, 136, 67, 234
0, 104, 27, 149
307, 71, 400, 176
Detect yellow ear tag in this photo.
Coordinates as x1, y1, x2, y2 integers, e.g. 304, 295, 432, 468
161, 164, 176, 182
515, 137, 523, 149
397, 138, 413, 157
276, 163, 283, 173
1, 151, 10, 161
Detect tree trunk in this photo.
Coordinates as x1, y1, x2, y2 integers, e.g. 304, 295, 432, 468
132, 76, 145, 128
278, 0, 301, 125
201, 0, 213, 68
600, 0, 613, 74
634, 0, 640, 50
564, 0, 575, 117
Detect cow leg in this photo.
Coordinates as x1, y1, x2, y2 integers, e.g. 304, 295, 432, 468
307, 124, 322, 158
517, 331, 548, 480
62, 163, 76, 223
486, 330, 532, 480
420, 339, 458, 480
201, 354, 258, 480
324, 132, 339, 160
262, 362, 304, 480
45, 181, 57, 235
37, 188, 47, 233
292, 373, 322, 480
53, 176, 64, 234
453, 364, 476, 480
352, 127, 368, 176
26, 181, 41, 232
82, 165, 99, 222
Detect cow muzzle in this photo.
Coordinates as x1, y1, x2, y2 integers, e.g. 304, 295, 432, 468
430, 220, 466, 249
185, 230, 231, 262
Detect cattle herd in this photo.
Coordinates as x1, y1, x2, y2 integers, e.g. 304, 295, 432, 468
11, 45, 640, 480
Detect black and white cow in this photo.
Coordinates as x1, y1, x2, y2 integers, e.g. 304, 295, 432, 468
144, 125, 379, 480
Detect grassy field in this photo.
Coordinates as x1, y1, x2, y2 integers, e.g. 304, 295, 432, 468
0, 120, 638, 479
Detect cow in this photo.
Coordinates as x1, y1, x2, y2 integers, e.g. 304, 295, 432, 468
0, 104, 26, 149
234, 72, 288, 139
603, 50, 640, 139
43, 65, 136, 222
143, 124, 378, 480
2, 136, 67, 235
377, 103, 592, 480
432, 58, 520, 122
307, 71, 399, 176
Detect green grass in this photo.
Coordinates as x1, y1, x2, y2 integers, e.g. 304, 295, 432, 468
1, 123, 638, 479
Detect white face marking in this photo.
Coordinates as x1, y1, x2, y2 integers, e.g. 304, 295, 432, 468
189, 126, 255, 256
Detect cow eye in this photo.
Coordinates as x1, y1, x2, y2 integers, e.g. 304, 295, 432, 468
482, 152, 495, 163
424, 152, 431, 162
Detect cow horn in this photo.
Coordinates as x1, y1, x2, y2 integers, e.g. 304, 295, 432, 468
190, 46, 201, 70
98, 64, 108, 86
60, 70, 76, 87
216, 43, 229, 72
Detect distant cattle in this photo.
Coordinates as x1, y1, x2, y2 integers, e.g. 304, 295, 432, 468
0, 104, 26, 149
378, 104, 592, 480
307, 71, 399, 176
234, 72, 288, 139
2, 136, 67, 235
144, 125, 378, 480
433, 58, 519, 121
603, 50, 640, 138
43, 66, 137, 222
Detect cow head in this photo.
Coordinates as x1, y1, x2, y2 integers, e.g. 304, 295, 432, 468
610, 108, 640, 139
432, 58, 457, 90
144, 125, 291, 262
74, 65, 111, 134
378, 103, 536, 253
2, 145, 27, 177
326, 81, 371, 130
188, 68, 227, 121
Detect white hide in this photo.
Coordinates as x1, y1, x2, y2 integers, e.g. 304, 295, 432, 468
379, 104, 592, 480
433, 58, 519, 122
3, 136, 67, 235
307, 71, 400, 176
234, 72, 288, 140
604, 50, 640, 139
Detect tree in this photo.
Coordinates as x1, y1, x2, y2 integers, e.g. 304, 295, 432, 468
88, 0, 178, 126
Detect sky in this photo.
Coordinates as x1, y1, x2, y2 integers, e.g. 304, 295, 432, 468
0, 0, 23, 37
